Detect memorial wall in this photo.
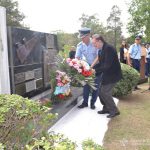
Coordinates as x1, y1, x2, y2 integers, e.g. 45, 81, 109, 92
7, 27, 58, 97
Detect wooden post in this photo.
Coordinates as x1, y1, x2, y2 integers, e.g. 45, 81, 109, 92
140, 56, 145, 79
140, 46, 146, 79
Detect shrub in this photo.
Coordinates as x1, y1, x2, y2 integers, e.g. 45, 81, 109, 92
113, 63, 140, 97
0, 95, 106, 150
25, 132, 76, 150
59, 45, 70, 59
82, 139, 104, 150
0, 94, 56, 149
26, 137, 104, 150
0, 143, 5, 149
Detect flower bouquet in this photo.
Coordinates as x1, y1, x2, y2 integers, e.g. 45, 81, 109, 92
55, 55, 96, 90
50, 55, 96, 102
50, 70, 71, 101
66, 58, 93, 77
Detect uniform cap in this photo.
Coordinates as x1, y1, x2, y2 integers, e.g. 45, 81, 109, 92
135, 35, 142, 40
78, 27, 91, 38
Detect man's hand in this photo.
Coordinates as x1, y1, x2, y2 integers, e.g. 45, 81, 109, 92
91, 68, 95, 74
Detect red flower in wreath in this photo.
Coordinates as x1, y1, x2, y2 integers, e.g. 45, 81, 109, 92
58, 94, 65, 99
82, 70, 92, 77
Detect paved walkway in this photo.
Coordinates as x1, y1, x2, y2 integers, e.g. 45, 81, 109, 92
49, 97, 118, 149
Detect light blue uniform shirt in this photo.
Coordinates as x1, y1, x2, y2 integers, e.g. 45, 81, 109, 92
129, 43, 141, 60
75, 41, 98, 65
146, 48, 150, 59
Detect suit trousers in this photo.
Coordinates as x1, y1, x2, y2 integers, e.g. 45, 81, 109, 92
145, 58, 150, 76
100, 83, 119, 114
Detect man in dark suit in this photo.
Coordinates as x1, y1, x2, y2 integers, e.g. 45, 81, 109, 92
92, 34, 122, 118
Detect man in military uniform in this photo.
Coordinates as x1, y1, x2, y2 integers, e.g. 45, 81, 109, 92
128, 35, 142, 89
128, 35, 142, 72
75, 27, 98, 109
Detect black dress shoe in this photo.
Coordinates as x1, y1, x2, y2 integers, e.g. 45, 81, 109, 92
107, 112, 120, 118
97, 110, 109, 114
78, 103, 88, 108
90, 105, 96, 110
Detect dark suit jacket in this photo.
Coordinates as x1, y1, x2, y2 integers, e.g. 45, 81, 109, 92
94, 42, 122, 85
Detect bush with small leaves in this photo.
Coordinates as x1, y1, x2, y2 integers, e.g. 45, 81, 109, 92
0, 143, 5, 150
113, 63, 140, 97
0, 94, 56, 149
82, 139, 104, 150
25, 132, 76, 150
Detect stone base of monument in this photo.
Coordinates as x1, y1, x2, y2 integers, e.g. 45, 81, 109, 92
31, 87, 83, 125
50, 87, 83, 125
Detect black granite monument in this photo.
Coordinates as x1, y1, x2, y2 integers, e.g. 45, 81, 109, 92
7, 27, 58, 97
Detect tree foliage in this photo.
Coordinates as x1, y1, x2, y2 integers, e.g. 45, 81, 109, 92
78, 6, 122, 50
79, 13, 106, 35
127, 0, 150, 41
107, 5, 122, 48
56, 31, 79, 50
0, 0, 26, 27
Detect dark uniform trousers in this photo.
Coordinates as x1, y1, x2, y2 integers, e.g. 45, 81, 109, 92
132, 59, 140, 72
83, 74, 102, 106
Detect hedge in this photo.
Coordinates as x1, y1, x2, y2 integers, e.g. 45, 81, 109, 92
113, 63, 140, 97
0, 94, 55, 149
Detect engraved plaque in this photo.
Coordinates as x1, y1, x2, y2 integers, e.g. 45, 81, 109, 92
36, 79, 43, 89
25, 71, 34, 80
34, 68, 42, 79
25, 80, 36, 92
14, 72, 25, 84
15, 83, 26, 95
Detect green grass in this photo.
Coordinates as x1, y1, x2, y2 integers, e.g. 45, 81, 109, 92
103, 83, 150, 150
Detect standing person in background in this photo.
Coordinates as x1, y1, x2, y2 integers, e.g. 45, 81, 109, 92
128, 35, 142, 90
69, 46, 76, 59
120, 41, 128, 64
145, 44, 150, 77
75, 27, 98, 109
128, 35, 142, 71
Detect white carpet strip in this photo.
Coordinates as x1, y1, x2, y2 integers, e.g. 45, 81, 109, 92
49, 97, 119, 149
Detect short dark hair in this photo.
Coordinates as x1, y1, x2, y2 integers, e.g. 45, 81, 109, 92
92, 34, 105, 43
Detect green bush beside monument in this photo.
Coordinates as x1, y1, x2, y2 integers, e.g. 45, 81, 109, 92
113, 63, 140, 97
